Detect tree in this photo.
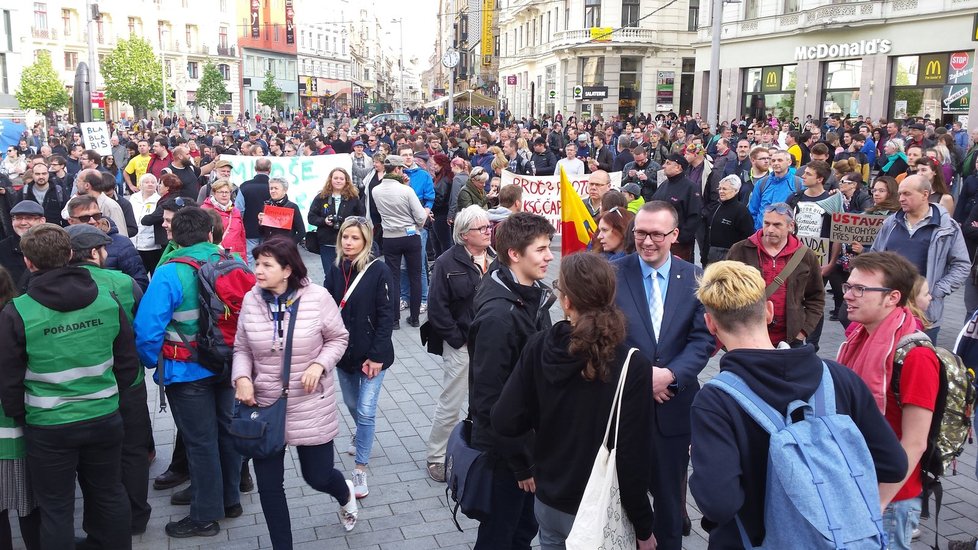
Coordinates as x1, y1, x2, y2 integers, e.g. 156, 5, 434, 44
101, 36, 164, 117
15, 51, 71, 127
256, 71, 284, 111
195, 61, 229, 120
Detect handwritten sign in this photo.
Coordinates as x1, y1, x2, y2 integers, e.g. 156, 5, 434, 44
794, 203, 825, 238
80, 122, 111, 156
221, 154, 352, 230
798, 235, 831, 267
261, 205, 295, 230
500, 170, 622, 235
829, 212, 884, 244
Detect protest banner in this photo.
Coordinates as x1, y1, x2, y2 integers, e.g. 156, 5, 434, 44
829, 212, 884, 244
500, 170, 622, 234
798, 235, 831, 267
260, 205, 295, 230
221, 154, 352, 229
80, 122, 111, 156
794, 203, 825, 239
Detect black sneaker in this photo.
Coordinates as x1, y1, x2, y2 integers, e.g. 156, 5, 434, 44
225, 503, 243, 518
153, 469, 190, 490
165, 516, 220, 538
407, 317, 420, 328
239, 463, 254, 493
171, 485, 192, 505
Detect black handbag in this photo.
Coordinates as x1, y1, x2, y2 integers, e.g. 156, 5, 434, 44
304, 231, 320, 254
228, 297, 300, 459
445, 418, 494, 531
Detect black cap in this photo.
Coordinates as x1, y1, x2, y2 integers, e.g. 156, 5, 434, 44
666, 153, 690, 171
66, 224, 112, 250
908, 123, 926, 131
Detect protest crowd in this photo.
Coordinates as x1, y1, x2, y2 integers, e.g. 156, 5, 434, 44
1, 107, 978, 550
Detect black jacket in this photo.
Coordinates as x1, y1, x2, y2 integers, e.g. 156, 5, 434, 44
612, 149, 634, 173
589, 145, 614, 173
689, 346, 907, 549
492, 322, 654, 539
622, 159, 662, 202
239, 174, 272, 238
0, 235, 27, 291
0, 267, 139, 421
652, 173, 703, 246
307, 194, 366, 251
428, 244, 494, 349
531, 149, 558, 176
115, 194, 139, 238
468, 263, 555, 477
15, 183, 67, 227
326, 258, 396, 372
259, 196, 306, 243
706, 197, 755, 249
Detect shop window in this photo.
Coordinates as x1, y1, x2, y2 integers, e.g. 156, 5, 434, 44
619, 57, 642, 117
822, 60, 862, 118
743, 64, 797, 121
581, 57, 604, 86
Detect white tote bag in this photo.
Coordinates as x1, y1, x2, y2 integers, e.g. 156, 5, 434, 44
565, 348, 638, 550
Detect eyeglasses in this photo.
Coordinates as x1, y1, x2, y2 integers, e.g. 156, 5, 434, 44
71, 212, 103, 223
633, 228, 676, 243
842, 283, 893, 298
467, 224, 492, 234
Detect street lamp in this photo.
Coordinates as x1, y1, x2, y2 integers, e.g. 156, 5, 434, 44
706, 0, 740, 132
159, 28, 169, 115
391, 18, 405, 113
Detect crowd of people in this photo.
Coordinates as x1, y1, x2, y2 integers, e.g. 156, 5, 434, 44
0, 106, 976, 550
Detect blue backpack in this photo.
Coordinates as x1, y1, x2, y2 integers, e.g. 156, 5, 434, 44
707, 364, 886, 550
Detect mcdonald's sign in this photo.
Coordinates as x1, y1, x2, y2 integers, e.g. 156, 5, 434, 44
761, 67, 781, 92
920, 54, 948, 84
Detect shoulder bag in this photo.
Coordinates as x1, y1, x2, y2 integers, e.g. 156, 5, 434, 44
228, 297, 301, 459
565, 348, 639, 549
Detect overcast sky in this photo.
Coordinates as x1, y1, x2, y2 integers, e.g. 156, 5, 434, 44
369, 0, 439, 69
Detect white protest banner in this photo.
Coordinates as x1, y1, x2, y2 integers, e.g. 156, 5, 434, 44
500, 170, 622, 235
221, 154, 353, 229
794, 202, 825, 239
829, 212, 884, 244
80, 122, 111, 156
798, 235, 831, 267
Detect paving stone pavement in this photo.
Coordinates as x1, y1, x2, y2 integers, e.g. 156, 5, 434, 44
13, 248, 978, 549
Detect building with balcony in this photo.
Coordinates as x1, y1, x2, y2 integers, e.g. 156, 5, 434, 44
237, 0, 298, 115
28, 0, 241, 120
0, 5, 29, 117
295, 0, 359, 114
497, 0, 698, 120
691, 0, 978, 124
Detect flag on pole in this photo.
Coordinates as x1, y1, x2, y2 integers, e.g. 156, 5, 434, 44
559, 166, 596, 255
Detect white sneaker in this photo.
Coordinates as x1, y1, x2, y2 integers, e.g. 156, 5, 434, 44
340, 480, 358, 531
419, 303, 427, 314
912, 528, 921, 540
352, 469, 369, 498
346, 435, 356, 456
399, 300, 408, 311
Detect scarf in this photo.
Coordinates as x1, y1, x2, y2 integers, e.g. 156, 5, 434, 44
881, 151, 908, 173
210, 197, 233, 213
265, 194, 290, 208
259, 287, 298, 352
836, 306, 919, 412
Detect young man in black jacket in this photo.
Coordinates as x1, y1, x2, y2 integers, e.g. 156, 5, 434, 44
530, 137, 557, 176
689, 261, 908, 548
468, 212, 556, 549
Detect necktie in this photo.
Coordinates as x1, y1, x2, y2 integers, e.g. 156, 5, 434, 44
649, 272, 663, 339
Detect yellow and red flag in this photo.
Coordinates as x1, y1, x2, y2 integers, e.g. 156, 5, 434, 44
559, 166, 596, 255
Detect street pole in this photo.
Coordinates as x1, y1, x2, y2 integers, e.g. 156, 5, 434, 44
707, 0, 722, 133
398, 19, 405, 113
159, 28, 168, 115
86, 0, 99, 93
448, 69, 454, 122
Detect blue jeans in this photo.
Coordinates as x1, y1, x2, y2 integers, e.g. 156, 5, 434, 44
335, 368, 387, 466
252, 442, 350, 550
320, 244, 338, 287
882, 497, 921, 550
535, 497, 575, 550
165, 378, 241, 522
400, 228, 429, 304
245, 238, 262, 267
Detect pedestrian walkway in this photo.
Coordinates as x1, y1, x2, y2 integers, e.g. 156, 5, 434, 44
19, 250, 978, 549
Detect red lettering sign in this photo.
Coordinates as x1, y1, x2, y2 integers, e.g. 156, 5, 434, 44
951, 51, 970, 72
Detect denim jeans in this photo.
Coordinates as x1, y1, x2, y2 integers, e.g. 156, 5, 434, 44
165, 378, 241, 522
246, 238, 262, 267
535, 497, 576, 550
252, 442, 350, 550
474, 460, 538, 550
400, 228, 429, 304
320, 244, 338, 287
883, 497, 921, 550
426, 344, 469, 463
335, 368, 387, 466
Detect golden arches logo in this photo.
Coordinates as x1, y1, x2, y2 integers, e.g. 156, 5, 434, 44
925, 60, 943, 78
765, 71, 778, 86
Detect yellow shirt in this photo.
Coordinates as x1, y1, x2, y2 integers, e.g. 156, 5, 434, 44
787, 144, 802, 169
124, 154, 152, 180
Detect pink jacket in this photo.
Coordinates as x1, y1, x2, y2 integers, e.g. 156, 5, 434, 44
201, 196, 247, 257
232, 283, 349, 446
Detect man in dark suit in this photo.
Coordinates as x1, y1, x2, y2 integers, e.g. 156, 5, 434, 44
587, 133, 614, 173
613, 200, 714, 550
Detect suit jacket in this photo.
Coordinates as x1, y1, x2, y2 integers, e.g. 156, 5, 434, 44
613, 253, 714, 437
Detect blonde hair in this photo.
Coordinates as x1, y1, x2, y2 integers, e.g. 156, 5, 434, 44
696, 261, 768, 329
908, 275, 932, 329
210, 179, 233, 194
334, 217, 374, 272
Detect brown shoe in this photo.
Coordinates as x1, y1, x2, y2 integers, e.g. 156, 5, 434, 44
427, 462, 445, 482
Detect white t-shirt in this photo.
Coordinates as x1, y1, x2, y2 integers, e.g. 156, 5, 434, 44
556, 157, 585, 176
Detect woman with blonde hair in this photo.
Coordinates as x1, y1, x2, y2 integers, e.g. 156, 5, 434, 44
200, 179, 246, 256
129, 172, 164, 272
308, 167, 366, 281
456, 166, 489, 212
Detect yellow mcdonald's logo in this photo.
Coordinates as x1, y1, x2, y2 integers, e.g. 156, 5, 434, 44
765, 71, 778, 86
925, 59, 943, 78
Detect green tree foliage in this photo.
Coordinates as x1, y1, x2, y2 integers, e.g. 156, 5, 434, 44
15, 51, 71, 126
196, 61, 229, 119
257, 71, 284, 110
101, 36, 164, 116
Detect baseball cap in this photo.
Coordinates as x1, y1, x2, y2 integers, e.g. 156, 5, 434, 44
353, 140, 365, 147
384, 155, 406, 168
666, 153, 690, 170
10, 201, 44, 216
66, 223, 112, 250
214, 159, 232, 169
622, 183, 642, 197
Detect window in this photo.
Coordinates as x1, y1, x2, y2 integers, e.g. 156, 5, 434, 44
128, 16, 135, 35
165, 59, 172, 78
742, 64, 797, 120
187, 61, 198, 79
34, 3, 48, 31
64, 51, 77, 70
580, 56, 604, 86
273, 23, 279, 41
784, 0, 800, 13
220, 0, 227, 10
619, 57, 642, 116
687, 0, 699, 31
564, 0, 569, 30
185, 25, 192, 47
2, 10, 11, 51
622, 0, 640, 27
61, 8, 70, 36
219, 63, 231, 80
822, 60, 861, 117
219, 25, 228, 48
0, 53, 7, 94
584, 0, 600, 27
96, 18, 104, 43
744, 0, 758, 19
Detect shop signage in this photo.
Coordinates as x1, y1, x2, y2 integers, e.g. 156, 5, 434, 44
949, 51, 974, 85
547, 89, 557, 102
794, 39, 891, 61
761, 67, 781, 92
285, 0, 295, 44
590, 27, 613, 42
582, 86, 608, 100
482, 0, 495, 64
944, 84, 970, 113
507, 75, 517, 85
573, 85, 584, 100
656, 71, 675, 112
920, 54, 947, 85
250, 0, 260, 38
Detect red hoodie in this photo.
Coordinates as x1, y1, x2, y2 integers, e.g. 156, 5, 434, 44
747, 229, 802, 345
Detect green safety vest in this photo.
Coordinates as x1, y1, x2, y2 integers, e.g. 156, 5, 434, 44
80, 263, 144, 386
13, 290, 121, 426
0, 414, 24, 460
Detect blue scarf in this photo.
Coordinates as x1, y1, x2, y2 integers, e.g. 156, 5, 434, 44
881, 152, 908, 173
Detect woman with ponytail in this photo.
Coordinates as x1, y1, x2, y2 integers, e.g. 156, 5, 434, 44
491, 253, 656, 550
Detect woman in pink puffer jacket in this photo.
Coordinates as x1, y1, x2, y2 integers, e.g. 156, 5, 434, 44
232, 237, 359, 547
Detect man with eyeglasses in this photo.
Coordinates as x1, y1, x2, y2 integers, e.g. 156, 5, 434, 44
835, 251, 941, 550
0, 201, 47, 288
66, 195, 149, 291
870, 175, 969, 342
612, 200, 713, 550
727, 202, 824, 348
583, 170, 612, 219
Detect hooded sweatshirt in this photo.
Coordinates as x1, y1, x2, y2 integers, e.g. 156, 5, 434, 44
492, 321, 654, 539
689, 346, 908, 549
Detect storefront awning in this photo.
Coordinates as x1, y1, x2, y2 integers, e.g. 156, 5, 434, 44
423, 91, 497, 109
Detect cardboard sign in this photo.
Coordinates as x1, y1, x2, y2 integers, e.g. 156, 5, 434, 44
828, 212, 885, 244
261, 205, 295, 230
794, 203, 825, 238
500, 170, 622, 235
80, 122, 111, 156
798, 235, 831, 267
